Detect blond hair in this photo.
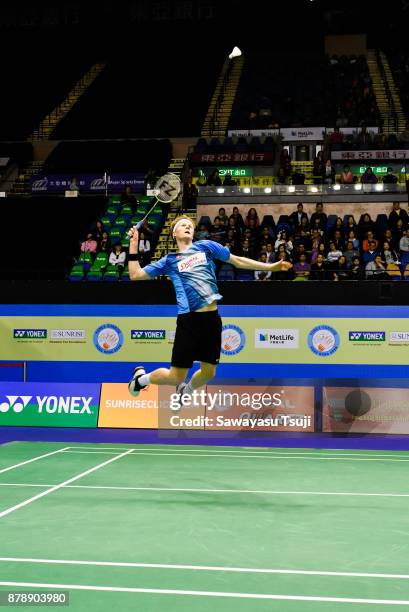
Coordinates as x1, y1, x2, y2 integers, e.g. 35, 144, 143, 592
170, 215, 194, 236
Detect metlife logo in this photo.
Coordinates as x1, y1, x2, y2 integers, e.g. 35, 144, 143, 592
13, 329, 47, 340
0, 383, 100, 428
255, 329, 299, 349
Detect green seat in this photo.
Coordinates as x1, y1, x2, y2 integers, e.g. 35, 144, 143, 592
121, 266, 131, 281
139, 196, 153, 205
130, 215, 141, 225
87, 265, 103, 281
136, 206, 148, 216
114, 215, 127, 227
110, 196, 121, 205
104, 264, 119, 281
78, 251, 93, 268
110, 228, 123, 243
106, 205, 119, 216
121, 204, 133, 215
69, 264, 84, 281
101, 215, 112, 229
94, 252, 108, 269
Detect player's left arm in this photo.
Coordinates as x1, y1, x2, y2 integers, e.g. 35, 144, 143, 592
228, 253, 292, 272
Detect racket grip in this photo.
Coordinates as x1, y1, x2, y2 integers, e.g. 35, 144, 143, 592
135, 220, 144, 230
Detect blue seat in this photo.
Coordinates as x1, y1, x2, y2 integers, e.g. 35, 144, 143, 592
236, 270, 254, 281
326, 214, 337, 232
218, 263, 235, 280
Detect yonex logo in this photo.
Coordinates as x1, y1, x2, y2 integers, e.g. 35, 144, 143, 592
131, 330, 166, 340
349, 331, 385, 342
0, 396, 32, 413
13, 329, 47, 339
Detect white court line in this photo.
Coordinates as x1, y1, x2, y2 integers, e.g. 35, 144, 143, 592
0, 581, 409, 605
64, 448, 409, 460
1, 556, 409, 580
64, 450, 409, 463
0, 449, 134, 520
66, 445, 409, 458
62, 451, 121, 455
1, 482, 409, 498
0, 447, 70, 475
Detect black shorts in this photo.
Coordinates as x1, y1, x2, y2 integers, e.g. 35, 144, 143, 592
171, 310, 222, 369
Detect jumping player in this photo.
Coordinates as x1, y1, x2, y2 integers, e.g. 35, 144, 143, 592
127, 216, 292, 396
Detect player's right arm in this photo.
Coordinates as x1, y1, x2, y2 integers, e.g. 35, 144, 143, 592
127, 226, 150, 281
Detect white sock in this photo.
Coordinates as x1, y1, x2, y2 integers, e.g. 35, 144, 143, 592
138, 373, 151, 387
184, 381, 194, 395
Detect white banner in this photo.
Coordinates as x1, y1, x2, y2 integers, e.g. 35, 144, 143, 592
280, 127, 325, 141
228, 129, 279, 138
331, 150, 409, 161
326, 126, 379, 135
0, 157, 10, 167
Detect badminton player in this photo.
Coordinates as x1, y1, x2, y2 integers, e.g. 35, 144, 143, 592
127, 216, 292, 396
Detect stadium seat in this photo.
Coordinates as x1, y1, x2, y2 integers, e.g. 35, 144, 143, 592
68, 264, 85, 281
218, 263, 235, 280
403, 264, 409, 280
236, 270, 254, 281
400, 252, 409, 270
121, 266, 131, 281
103, 264, 119, 281
376, 214, 388, 236
78, 251, 93, 270
94, 252, 108, 269
326, 215, 337, 232
86, 265, 103, 281
260, 215, 275, 230
386, 263, 402, 280
198, 215, 212, 229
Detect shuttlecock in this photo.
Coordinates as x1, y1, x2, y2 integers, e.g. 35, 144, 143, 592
228, 46, 242, 60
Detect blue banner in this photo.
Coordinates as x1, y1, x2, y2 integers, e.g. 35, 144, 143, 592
29, 173, 145, 194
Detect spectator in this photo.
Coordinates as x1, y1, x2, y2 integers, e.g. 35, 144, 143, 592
138, 231, 151, 265
313, 151, 325, 184
310, 253, 328, 280
334, 255, 349, 281
229, 206, 245, 231
310, 203, 327, 231
326, 241, 343, 264
277, 167, 288, 185
289, 203, 308, 229
358, 213, 375, 240
80, 233, 97, 254
311, 241, 327, 264
209, 217, 226, 242
365, 255, 388, 279
347, 229, 360, 250
395, 218, 407, 244
383, 167, 398, 185
241, 238, 256, 260
329, 126, 344, 146
329, 217, 344, 240
331, 229, 345, 252
265, 243, 275, 263
195, 223, 209, 241
120, 185, 137, 205
280, 148, 292, 178
399, 228, 409, 253
292, 168, 305, 185
323, 159, 336, 185
276, 243, 293, 263
345, 215, 357, 233
294, 217, 311, 249
273, 252, 294, 280
245, 207, 260, 227
274, 230, 293, 254
99, 231, 111, 253
356, 126, 372, 147
91, 220, 104, 242
343, 241, 360, 267
109, 244, 126, 273
361, 167, 378, 184
254, 253, 272, 280
182, 178, 198, 210
380, 241, 400, 265
258, 227, 274, 251
217, 207, 229, 227
388, 201, 409, 229
340, 164, 354, 184
349, 256, 364, 280
223, 173, 237, 187
362, 240, 379, 265
206, 169, 222, 186
362, 231, 379, 252
293, 253, 311, 279
144, 168, 157, 192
